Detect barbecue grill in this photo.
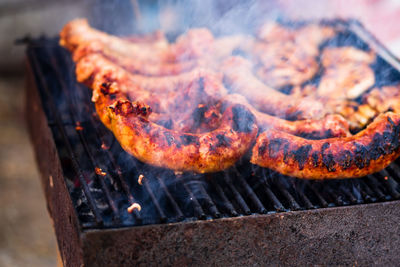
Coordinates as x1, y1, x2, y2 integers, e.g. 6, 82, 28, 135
26, 19, 400, 266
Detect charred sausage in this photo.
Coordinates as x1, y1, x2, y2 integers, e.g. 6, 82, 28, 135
251, 112, 400, 179
222, 56, 328, 120
107, 99, 258, 173
223, 94, 351, 139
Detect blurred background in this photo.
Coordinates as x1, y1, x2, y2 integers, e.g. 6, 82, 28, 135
1, 0, 400, 266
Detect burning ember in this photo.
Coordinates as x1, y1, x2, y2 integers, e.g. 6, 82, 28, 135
95, 167, 106, 176
75, 121, 83, 131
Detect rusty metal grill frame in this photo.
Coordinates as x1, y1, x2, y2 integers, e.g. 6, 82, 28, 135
26, 19, 400, 266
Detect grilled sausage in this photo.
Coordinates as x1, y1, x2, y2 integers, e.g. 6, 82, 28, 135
253, 23, 335, 88
257, 23, 335, 55
76, 53, 224, 97
223, 94, 351, 139
251, 112, 400, 179
77, 54, 226, 134
106, 99, 258, 173
75, 54, 227, 112
321, 47, 376, 67
60, 18, 225, 65
60, 19, 172, 63
79, 54, 350, 139
222, 56, 328, 120
78, 53, 351, 139
73, 40, 200, 76
317, 61, 375, 99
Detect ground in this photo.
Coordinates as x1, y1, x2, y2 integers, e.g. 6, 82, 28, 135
0, 75, 58, 267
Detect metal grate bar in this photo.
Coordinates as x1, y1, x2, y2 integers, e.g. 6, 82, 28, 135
386, 163, 400, 183
274, 177, 301, 210
374, 170, 400, 199
339, 185, 359, 204
60, 46, 144, 222
295, 185, 315, 209
49, 50, 125, 223
28, 46, 103, 226
141, 176, 168, 222
178, 176, 206, 219
133, 164, 169, 222
232, 169, 266, 213
208, 177, 238, 216
156, 176, 185, 221
222, 173, 251, 214
308, 182, 329, 208
360, 182, 377, 202
194, 179, 221, 218
257, 169, 285, 211
366, 176, 386, 200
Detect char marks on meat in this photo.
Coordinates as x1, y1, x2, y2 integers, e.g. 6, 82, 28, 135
60, 18, 400, 179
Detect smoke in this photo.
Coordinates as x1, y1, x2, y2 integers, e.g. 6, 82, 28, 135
136, 0, 282, 36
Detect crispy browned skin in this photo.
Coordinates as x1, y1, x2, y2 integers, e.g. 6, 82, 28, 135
77, 54, 227, 134
321, 47, 376, 67
251, 112, 400, 179
80, 54, 350, 139
76, 53, 223, 96
222, 56, 327, 120
60, 18, 240, 70
60, 19, 173, 63
75, 53, 259, 173
253, 41, 319, 88
69, 34, 248, 77
81, 53, 350, 140
73, 40, 200, 76
223, 94, 351, 139
253, 23, 335, 87
257, 23, 336, 53
365, 85, 400, 113
106, 99, 258, 173
317, 47, 376, 99
76, 54, 226, 111
324, 85, 400, 131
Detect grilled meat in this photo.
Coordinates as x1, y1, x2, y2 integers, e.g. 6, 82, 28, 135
317, 47, 376, 99
318, 62, 375, 99
251, 112, 400, 179
321, 47, 376, 67
223, 94, 351, 139
365, 85, 400, 113
252, 41, 319, 88
222, 56, 327, 120
108, 99, 258, 173
253, 23, 335, 87
61, 18, 400, 178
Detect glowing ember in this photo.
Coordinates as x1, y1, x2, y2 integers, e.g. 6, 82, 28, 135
95, 167, 106, 176
127, 203, 141, 213
75, 121, 83, 131
138, 174, 144, 185
101, 143, 109, 150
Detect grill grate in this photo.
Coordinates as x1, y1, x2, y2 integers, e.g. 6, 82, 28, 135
27, 20, 400, 230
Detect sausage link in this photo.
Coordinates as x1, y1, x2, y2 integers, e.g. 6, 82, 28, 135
251, 112, 400, 179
